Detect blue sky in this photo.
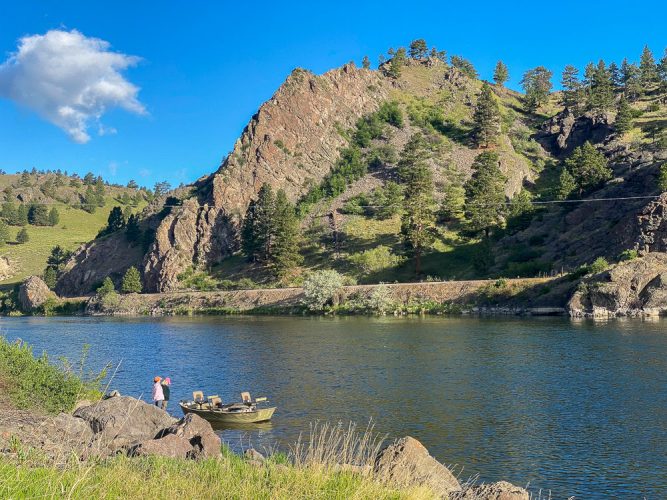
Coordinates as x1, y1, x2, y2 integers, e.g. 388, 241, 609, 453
0, 1, 665, 188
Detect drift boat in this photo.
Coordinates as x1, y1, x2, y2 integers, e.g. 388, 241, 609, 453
179, 391, 276, 424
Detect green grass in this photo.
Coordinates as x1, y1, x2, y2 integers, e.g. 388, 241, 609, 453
0, 197, 145, 286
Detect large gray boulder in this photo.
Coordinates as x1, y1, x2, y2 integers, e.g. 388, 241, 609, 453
374, 436, 461, 497
130, 433, 193, 459
452, 481, 529, 500
158, 413, 221, 459
74, 396, 176, 452
18, 275, 54, 311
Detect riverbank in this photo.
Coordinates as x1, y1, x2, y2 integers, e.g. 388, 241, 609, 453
79, 276, 570, 317
0, 337, 530, 499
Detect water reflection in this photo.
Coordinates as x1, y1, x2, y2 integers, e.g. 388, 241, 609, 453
1, 315, 666, 498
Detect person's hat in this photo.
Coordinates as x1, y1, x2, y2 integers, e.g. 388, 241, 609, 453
154, 376, 161, 382
164, 377, 171, 385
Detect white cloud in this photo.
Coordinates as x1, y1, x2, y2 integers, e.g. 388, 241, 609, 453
0, 29, 145, 143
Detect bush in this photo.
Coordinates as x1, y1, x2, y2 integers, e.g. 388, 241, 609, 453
348, 246, 404, 275
588, 257, 609, 274
302, 270, 345, 311
618, 249, 639, 262
364, 285, 395, 314
97, 277, 116, 297
16, 227, 29, 244
121, 267, 142, 294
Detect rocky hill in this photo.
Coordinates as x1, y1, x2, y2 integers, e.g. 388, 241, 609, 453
53, 42, 667, 300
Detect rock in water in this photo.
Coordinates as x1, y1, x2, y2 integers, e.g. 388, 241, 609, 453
74, 396, 176, 453
451, 481, 529, 500
374, 436, 461, 497
158, 413, 221, 458
18, 275, 53, 311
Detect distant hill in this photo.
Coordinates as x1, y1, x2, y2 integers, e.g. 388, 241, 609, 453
0, 170, 151, 285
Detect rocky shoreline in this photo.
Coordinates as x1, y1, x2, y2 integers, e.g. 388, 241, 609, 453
0, 392, 529, 499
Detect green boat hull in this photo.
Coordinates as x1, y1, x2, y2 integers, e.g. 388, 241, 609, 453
179, 403, 276, 424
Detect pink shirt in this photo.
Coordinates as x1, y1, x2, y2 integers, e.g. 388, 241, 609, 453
152, 381, 164, 402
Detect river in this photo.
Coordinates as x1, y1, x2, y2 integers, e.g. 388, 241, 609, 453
1, 315, 665, 498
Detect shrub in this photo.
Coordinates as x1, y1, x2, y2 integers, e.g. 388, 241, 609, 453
302, 270, 344, 311
97, 277, 116, 297
588, 257, 609, 274
364, 284, 395, 314
618, 249, 639, 262
349, 246, 404, 275
16, 227, 29, 244
43, 267, 57, 289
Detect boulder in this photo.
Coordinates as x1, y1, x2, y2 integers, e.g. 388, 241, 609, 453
18, 276, 54, 311
452, 481, 529, 500
130, 433, 193, 459
74, 396, 176, 452
536, 109, 613, 157
374, 436, 461, 497
159, 413, 220, 458
244, 448, 265, 462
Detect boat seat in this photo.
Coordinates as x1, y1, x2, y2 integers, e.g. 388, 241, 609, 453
193, 391, 205, 407
209, 396, 222, 408
241, 392, 252, 403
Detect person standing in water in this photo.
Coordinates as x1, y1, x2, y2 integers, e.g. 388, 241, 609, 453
161, 377, 171, 410
152, 376, 164, 407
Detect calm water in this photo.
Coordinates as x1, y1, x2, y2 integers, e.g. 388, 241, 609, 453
1, 315, 666, 498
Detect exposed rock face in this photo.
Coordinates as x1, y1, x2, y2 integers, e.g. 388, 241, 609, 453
374, 436, 461, 497
141, 64, 388, 291
74, 396, 176, 453
18, 276, 53, 311
157, 413, 221, 459
537, 109, 613, 157
567, 252, 667, 317
130, 433, 194, 459
452, 481, 529, 500
0, 257, 13, 281
56, 232, 146, 297
634, 192, 667, 254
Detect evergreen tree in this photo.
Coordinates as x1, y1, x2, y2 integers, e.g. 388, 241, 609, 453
270, 190, 302, 277
121, 266, 142, 293
83, 185, 97, 213
429, 47, 447, 63
639, 45, 658, 89
556, 168, 577, 200
125, 214, 141, 243
28, 204, 49, 226
48, 207, 60, 226
19, 172, 31, 187
399, 134, 435, 274
0, 221, 8, 246
615, 97, 633, 133
621, 58, 641, 100
471, 82, 501, 147
450, 55, 478, 78
16, 227, 29, 244
83, 172, 95, 185
493, 61, 509, 87
105, 206, 126, 234
521, 67, 553, 111
97, 277, 115, 296
409, 39, 428, 60
241, 199, 259, 262
1, 202, 17, 225
254, 183, 277, 262
658, 48, 667, 90
463, 151, 507, 237
43, 266, 57, 289
47, 245, 72, 272
561, 65, 582, 110
387, 47, 406, 78
438, 183, 466, 225
587, 60, 614, 112
16, 204, 29, 226
565, 142, 612, 195
371, 181, 403, 220
127, 179, 139, 189
362, 55, 371, 69
94, 178, 106, 207
608, 62, 622, 89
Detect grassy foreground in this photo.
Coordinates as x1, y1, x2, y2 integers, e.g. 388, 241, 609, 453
0, 453, 433, 499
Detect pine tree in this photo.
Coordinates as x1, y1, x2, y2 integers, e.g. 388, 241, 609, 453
463, 151, 507, 237
125, 214, 141, 243
121, 266, 142, 293
621, 58, 641, 100
639, 45, 658, 89
561, 65, 582, 110
48, 207, 59, 226
270, 190, 302, 277
28, 204, 49, 226
254, 183, 276, 262
387, 47, 406, 78
16, 204, 29, 226
565, 142, 612, 195
586, 60, 614, 112
409, 39, 428, 60
608, 62, 622, 89
241, 199, 259, 262
0, 221, 8, 247
615, 97, 633, 133
47, 245, 72, 272
105, 206, 126, 234
83, 186, 97, 213
521, 67, 553, 111
1, 202, 17, 225
94, 178, 106, 207
556, 168, 577, 200
43, 266, 57, 289
438, 183, 466, 225
659, 48, 667, 89
399, 134, 435, 274
362, 55, 371, 69
97, 277, 115, 296
16, 227, 29, 244
493, 61, 509, 87
471, 82, 501, 147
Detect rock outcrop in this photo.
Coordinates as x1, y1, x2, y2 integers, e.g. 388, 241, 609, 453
130, 433, 194, 459
567, 252, 667, 317
374, 436, 461, 497
156, 413, 221, 459
18, 276, 53, 311
537, 109, 613, 157
140, 64, 388, 292
452, 481, 529, 500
